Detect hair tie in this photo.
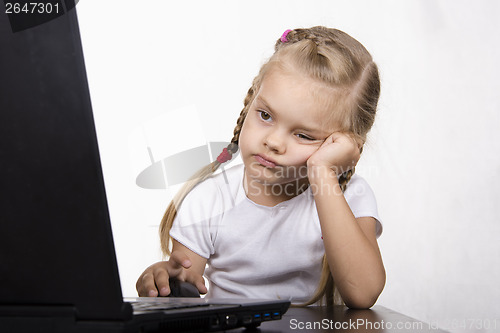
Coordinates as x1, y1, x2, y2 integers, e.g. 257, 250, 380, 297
280, 29, 292, 43
216, 148, 232, 164
227, 142, 238, 154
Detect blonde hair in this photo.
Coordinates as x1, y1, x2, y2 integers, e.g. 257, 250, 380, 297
159, 26, 380, 306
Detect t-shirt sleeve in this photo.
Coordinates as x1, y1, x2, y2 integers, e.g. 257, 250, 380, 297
169, 179, 224, 259
344, 175, 383, 237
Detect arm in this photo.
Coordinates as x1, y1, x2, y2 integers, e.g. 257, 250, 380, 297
307, 133, 385, 309
136, 240, 208, 297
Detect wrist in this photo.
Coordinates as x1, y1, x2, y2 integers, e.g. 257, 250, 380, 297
307, 162, 339, 183
307, 164, 343, 197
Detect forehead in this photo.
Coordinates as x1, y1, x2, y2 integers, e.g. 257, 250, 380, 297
256, 68, 341, 132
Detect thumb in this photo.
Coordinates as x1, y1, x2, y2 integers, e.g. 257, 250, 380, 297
168, 251, 192, 270
187, 274, 208, 294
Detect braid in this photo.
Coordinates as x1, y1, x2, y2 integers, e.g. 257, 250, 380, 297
275, 28, 319, 48
159, 75, 259, 257
230, 77, 260, 146
338, 168, 355, 193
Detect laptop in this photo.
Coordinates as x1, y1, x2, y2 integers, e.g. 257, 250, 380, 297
0, 4, 290, 332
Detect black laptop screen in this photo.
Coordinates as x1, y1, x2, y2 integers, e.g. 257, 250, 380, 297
0, 4, 129, 320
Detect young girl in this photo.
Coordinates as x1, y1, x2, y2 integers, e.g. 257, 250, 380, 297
136, 26, 385, 309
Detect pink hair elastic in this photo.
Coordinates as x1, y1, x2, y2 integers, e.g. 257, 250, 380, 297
280, 29, 292, 43
216, 148, 232, 164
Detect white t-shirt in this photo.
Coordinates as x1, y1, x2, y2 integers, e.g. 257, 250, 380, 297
170, 163, 381, 303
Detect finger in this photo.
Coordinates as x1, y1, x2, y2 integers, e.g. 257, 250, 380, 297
186, 274, 208, 294
327, 132, 361, 156
318, 132, 345, 150
343, 132, 363, 151
355, 137, 364, 151
326, 131, 344, 143
137, 272, 159, 297
169, 250, 192, 270
154, 268, 171, 296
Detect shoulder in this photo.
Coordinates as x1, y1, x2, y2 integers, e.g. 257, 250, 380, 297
344, 174, 383, 237
177, 163, 244, 220
344, 174, 376, 200
210, 163, 244, 191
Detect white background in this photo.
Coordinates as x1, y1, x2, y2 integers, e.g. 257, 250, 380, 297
77, 1, 500, 332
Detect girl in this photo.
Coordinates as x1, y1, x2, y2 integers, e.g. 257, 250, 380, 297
136, 26, 385, 309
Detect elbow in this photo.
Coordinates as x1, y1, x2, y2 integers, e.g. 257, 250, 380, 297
344, 294, 379, 309
343, 274, 386, 310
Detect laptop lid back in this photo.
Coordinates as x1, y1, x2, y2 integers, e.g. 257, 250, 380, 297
0, 4, 130, 321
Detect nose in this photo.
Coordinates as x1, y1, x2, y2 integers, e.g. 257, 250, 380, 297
264, 129, 286, 154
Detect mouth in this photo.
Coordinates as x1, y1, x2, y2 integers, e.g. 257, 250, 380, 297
254, 154, 278, 168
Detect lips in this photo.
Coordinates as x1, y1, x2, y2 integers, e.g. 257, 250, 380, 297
254, 154, 278, 168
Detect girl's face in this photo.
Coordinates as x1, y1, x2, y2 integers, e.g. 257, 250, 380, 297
239, 67, 337, 188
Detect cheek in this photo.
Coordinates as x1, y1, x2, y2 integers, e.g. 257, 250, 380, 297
239, 115, 263, 144
288, 145, 319, 165
237, 120, 252, 154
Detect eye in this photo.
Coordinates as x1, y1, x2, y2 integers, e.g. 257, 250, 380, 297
258, 110, 272, 122
296, 133, 315, 141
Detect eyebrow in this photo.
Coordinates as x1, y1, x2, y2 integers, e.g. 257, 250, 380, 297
255, 95, 328, 136
255, 95, 275, 114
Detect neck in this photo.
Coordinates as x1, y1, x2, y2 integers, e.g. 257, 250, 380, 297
243, 174, 310, 207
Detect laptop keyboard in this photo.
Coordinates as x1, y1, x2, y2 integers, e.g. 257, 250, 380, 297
130, 300, 212, 312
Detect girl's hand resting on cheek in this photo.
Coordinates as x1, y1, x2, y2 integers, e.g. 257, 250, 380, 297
307, 132, 362, 176
136, 250, 207, 297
